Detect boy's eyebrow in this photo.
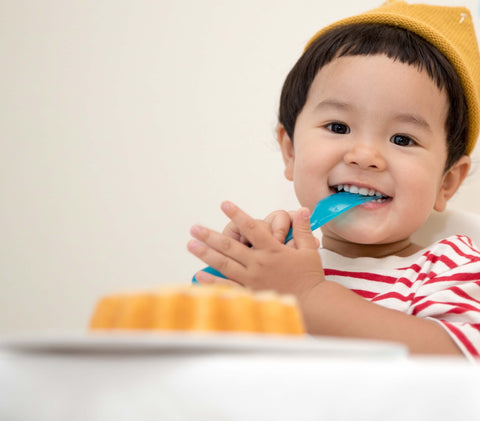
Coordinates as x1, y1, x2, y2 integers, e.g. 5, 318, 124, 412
393, 113, 432, 132
314, 99, 352, 111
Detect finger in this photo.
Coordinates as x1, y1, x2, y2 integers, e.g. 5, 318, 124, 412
284, 210, 298, 248
191, 224, 251, 260
220, 201, 277, 249
222, 221, 242, 242
187, 238, 245, 280
222, 221, 252, 246
265, 210, 292, 243
194, 269, 243, 287
189, 222, 253, 275
291, 207, 318, 249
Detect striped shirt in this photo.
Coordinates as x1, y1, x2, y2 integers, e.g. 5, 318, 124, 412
320, 235, 480, 360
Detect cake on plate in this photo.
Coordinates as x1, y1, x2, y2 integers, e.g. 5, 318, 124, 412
89, 284, 305, 335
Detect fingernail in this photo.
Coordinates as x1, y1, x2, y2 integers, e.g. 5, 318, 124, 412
300, 208, 310, 220
221, 201, 234, 212
187, 239, 203, 252
195, 270, 209, 282
190, 225, 205, 236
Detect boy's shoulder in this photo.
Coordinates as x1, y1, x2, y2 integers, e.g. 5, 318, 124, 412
418, 234, 480, 270
427, 234, 479, 255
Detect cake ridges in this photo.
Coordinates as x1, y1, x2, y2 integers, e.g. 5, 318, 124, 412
89, 284, 305, 335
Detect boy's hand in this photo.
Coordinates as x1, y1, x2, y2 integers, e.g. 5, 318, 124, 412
223, 209, 318, 248
223, 209, 291, 245
187, 201, 325, 297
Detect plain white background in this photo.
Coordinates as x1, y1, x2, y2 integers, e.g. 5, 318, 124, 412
1, 0, 480, 333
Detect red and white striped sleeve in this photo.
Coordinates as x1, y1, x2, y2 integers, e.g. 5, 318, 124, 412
322, 235, 480, 360
410, 235, 480, 361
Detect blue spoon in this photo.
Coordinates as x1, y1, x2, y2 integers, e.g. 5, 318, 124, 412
192, 191, 381, 283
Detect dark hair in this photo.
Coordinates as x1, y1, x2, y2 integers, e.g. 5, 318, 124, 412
278, 24, 468, 170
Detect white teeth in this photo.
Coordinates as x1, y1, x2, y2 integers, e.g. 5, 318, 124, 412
342, 185, 355, 193
335, 184, 386, 198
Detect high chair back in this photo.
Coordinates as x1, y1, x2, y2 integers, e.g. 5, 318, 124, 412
412, 208, 480, 247
313, 208, 480, 248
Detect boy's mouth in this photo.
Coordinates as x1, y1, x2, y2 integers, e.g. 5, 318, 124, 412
331, 184, 390, 203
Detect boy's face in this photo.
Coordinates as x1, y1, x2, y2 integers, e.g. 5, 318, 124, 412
278, 54, 468, 254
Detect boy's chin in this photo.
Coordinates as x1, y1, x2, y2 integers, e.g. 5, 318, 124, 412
322, 225, 408, 245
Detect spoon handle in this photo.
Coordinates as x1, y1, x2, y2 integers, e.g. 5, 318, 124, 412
284, 192, 380, 243
192, 192, 381, 283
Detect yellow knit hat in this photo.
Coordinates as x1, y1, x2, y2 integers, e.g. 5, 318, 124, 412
306, 0, 480, 155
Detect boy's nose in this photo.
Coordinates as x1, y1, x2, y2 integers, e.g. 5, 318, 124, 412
344, 142, 386, 171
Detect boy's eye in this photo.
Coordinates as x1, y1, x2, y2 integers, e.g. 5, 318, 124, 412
326, 122, 350, 134
390, 134, 415, 147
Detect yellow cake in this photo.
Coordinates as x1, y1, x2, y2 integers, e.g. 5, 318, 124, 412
89, 284, 305, 335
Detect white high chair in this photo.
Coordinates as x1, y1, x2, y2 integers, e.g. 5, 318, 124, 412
412, 208, 480, 247
313, 207, 480, 248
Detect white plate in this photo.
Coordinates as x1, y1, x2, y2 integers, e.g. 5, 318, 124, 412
0, 331, 407, 358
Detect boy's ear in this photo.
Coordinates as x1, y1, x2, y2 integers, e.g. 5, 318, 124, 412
277, 124, 295, 181
434, 155, 471, 212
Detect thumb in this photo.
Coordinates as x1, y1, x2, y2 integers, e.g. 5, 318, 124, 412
292, 207, 317, 249
222, 221, 248, 245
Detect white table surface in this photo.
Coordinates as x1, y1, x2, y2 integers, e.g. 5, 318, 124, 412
1, 332, 479, 421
